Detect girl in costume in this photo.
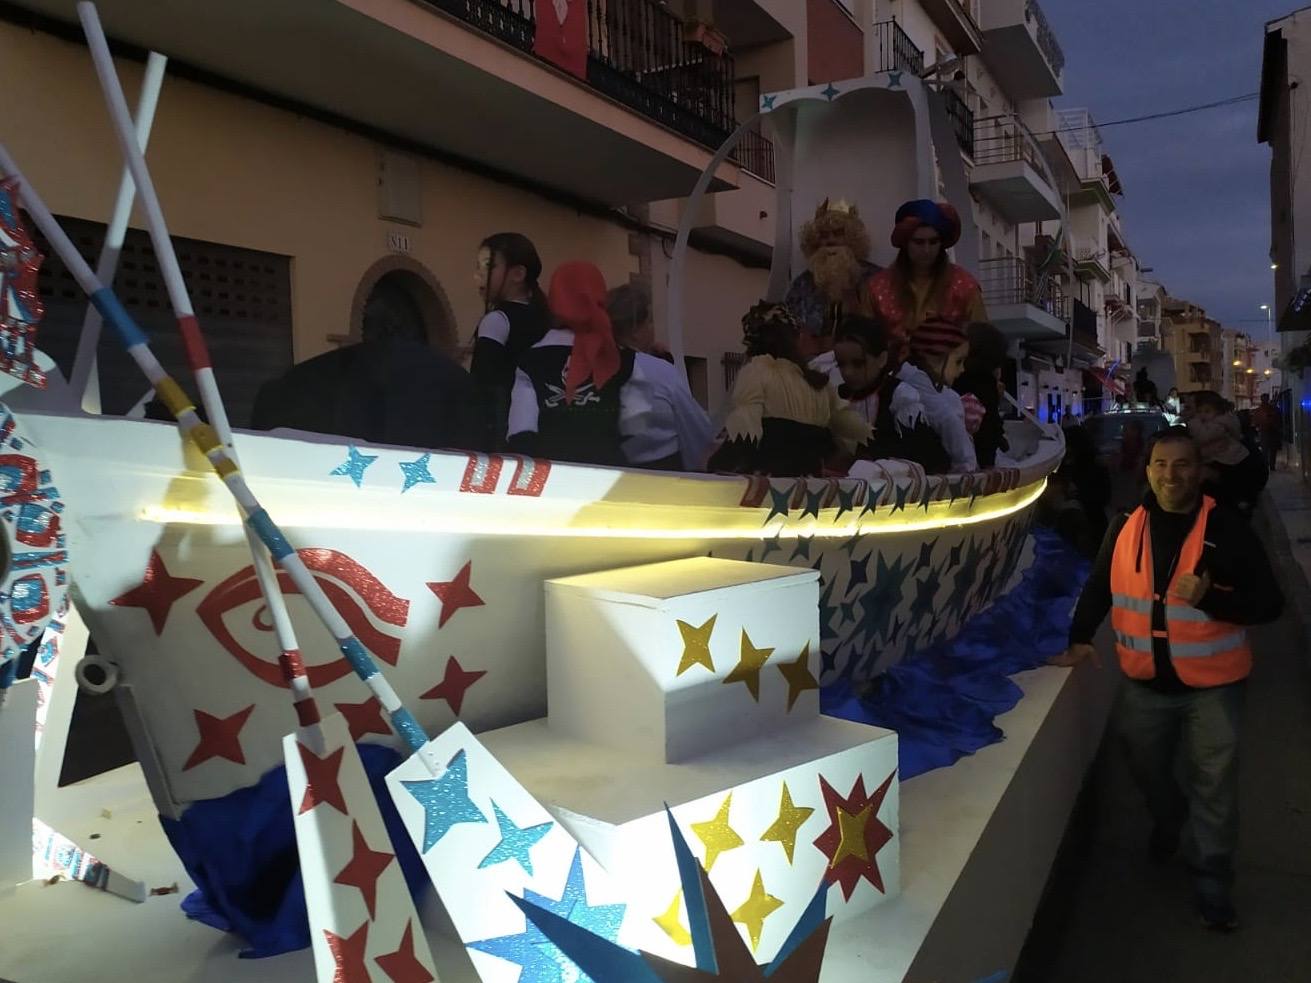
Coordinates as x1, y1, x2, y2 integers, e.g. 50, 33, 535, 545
470, 232, 550, 449
896, 317, 977, 473
709, 301, 869, 477
607, 282, 716, 471
507, 261, 634, 466
867, 199, 986, 359
827, 314, 945, 469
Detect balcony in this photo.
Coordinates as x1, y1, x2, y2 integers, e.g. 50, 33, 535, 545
943, 87, 976, 157
969, 115, 1062, 222
1071, 299, 1101, 353
869, 20, 925, 76
979, 257, 1067, 340
979, 0, 1065, 97
27, 0, 750, 205
1073, 244, 1112, 283
920, 0, 984, 56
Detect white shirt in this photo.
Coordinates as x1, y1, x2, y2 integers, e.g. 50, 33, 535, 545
897, 362, 978, 473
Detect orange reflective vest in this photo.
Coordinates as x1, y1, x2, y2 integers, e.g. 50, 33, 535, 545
1109, 496, 1252, 687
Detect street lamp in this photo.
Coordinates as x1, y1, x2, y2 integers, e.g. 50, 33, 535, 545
1261, 303, 1273, 343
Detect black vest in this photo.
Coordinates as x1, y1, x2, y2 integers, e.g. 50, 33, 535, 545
517, 343, 636, 466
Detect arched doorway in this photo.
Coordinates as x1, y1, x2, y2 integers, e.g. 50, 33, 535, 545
349, 257, 457, 353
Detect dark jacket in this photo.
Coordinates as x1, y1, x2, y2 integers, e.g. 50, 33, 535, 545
1069, 491, 1284, 691
953, 368, 1009, 468
249, 339, 480, 451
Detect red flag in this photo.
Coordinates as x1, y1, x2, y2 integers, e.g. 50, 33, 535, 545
533, 0, 588, 80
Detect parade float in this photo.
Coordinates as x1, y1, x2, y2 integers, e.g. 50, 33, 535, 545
0, 6, 1071, 982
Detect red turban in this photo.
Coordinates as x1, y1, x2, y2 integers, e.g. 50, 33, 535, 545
891, 199, 962, 250
548, 261, 620, 402
910, 317, 968, 357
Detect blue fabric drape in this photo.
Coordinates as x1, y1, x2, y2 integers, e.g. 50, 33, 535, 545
160, 742, 428, 958
823, 528, 1090, 780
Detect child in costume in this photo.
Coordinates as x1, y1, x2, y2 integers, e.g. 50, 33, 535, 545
709, 301, 869, 477
470, 232, 550, 449
507, 261, 634, 466
953, 320, 1010, 468
896, 317, 977, 473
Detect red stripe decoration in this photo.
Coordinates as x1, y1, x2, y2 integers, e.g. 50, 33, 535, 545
279, 649, 308, 680
176, 314, 212, 369
293, 697, 322, 727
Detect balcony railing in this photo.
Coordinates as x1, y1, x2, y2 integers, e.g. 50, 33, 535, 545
978, 257, 1068, 320
424, 0, 763, 169
870, 20, 926, 76
1025, 0, 1066, 77
972, 113, 1046, 170
942, 87, 976, 157
736, 127, 776, 183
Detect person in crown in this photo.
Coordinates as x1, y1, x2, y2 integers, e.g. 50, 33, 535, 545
784, 198, 881, 359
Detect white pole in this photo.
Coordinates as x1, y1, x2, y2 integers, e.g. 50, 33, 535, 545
68, 51, 167, 415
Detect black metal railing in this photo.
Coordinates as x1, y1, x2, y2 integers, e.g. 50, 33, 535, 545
972, 114, 1045, 169
942, 86, 975, 157
736, 127, 776, 183
978, 257, 1068, 320
424, 0, 764, 171
1071, 298, 1099, 351
1025, 0, 1066, 77
870, 20, 925, 76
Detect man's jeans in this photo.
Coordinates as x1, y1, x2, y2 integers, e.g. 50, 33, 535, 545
1116, 679, 1246, 885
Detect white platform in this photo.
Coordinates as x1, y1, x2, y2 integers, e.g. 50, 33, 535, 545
0, 658, 1117, 983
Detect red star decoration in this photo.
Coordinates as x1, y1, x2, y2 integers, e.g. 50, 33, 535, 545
812, 769, 896, 900
182, 705, 255, 771
333, 820, 395, 920
110, 551, 203, 635
323, 923, 371, 983
374, 921, 434, 983
419, 655, 486, 716
334, 698, 391, 741
297, 741, 349, 816
426, 561, 484, 628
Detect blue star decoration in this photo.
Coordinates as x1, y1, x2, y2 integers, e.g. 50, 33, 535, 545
891, 482, 911, 513
478, 801, 553, 876
919, 479, 934, 512
840, 531, 864, 557
908, 565, 943, 631
945, 537, 985, 622
819, 578, 841, 642
839, 598, 858, 629
470, 847, 626, 983
761, 530, 784, 559
802, 485, 824, 520
330, 445, 378, 488
399, 452, 436, 493
765, 483, 792, 523
820, 645, 839, 676
887, 70, 904, 89
401, 749, 487, 853
847, 552, 870, 595
915, 538, 938, 572
834, 484, 858, 520
948, 478, 965, 505
855, 551, 912, 648
760, 93, 777, 110
790, 534, 814, 561
947, 541, 963, 570
822, 82, 840, 101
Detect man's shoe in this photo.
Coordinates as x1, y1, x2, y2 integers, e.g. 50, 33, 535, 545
1194, 878, 1239, 931
1147, 826, 1179, 864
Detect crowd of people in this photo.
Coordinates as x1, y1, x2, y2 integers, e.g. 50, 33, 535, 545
249, 197, 1016, 482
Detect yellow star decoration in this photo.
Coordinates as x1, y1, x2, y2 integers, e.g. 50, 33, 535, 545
691, 793, 744, 871
830, 802, 875, 869
777, 642, 819, 712
730, 869, 784, 953
653, 889, 692, 946
760, 781, 815, 864
675, 615, 717, 676
723, 629, 774, 701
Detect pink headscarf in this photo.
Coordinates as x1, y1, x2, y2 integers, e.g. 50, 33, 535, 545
548, 261, 621, 402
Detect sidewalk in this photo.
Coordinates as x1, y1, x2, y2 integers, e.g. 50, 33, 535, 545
1011, 473, 1311, 983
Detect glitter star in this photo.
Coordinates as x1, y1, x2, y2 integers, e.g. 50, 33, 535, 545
426, 560, 484, 628
478, 801, 553, 876
330, 446, 378, 488
778, 643, 819, 711
401, 749, 487, 853
691, 793, 744, 871
374, 921, 434, 983
334, 697, 391, 740
760, 782, 815, 864
420, 655, 486, 716
764, 483, 792, 523
110, 551, 202, 635
296, 740, 348, 816
731, 870, 783, 952
333, 820, 395, 920
723, 629, 774, 701
182, 704, 255, 771
324, 923, 371, 983
654, 889, 692, 947
813, 771, 896, 900
675, 614, 717, 676
398, 453, 436, 493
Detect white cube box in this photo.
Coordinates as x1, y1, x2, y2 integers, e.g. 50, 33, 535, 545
545, 557, 821, 764
481, 715, 900, 967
